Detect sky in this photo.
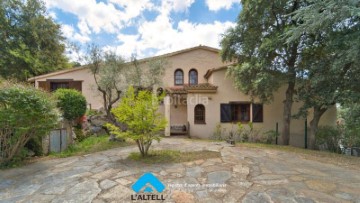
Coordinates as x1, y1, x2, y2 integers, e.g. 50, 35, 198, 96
44, 0, 242, 61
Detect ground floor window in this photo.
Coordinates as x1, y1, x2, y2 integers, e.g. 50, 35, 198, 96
38, 80, 82, 92
252, 104, 264, 122
50, 82, 69, 92
194, 104, 205, 124
220, 103, 263, 123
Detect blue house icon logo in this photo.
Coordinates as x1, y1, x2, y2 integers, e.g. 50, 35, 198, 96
132, 172, 165, 193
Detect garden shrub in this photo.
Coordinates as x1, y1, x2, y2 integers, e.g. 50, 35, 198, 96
340, 104, 360, 148
106, 86, 166, 157
264, 130, 279, 144
74, 125, 88, 142
0, 82, 59, 165
53, 89, 87, 122
212, 123, 224, 141
316, 126, 342, 153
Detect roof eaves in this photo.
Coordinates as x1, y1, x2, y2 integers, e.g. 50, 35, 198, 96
204, 63, 237, 79
28, 66, 88, 82
28, 45, 221, 82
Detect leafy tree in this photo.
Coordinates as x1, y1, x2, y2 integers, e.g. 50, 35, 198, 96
221, 0, 307, 145
0, 81, 59, 165
87, 45, 166, 123
106, 86, 167, 157
53, 89, 87, 122
0, 0, 68, 81
286, 0, 360, 148
87, 45, 127, 122
130, 55, 167, 89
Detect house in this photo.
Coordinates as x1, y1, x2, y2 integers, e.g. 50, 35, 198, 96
29, 45, 337, 147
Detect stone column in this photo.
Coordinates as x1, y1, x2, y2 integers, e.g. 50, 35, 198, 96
164, 95, 171, 137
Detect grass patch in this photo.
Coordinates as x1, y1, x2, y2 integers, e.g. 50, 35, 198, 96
50, 135, 134, 158
128, 150, 221, 164
237, 142, 360, 170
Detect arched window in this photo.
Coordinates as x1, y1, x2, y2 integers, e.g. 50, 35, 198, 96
174, 69, 184, 85
194, 104, 205, 124
189, 69, 198, 85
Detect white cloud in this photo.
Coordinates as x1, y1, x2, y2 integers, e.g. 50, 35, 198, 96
45, 0, 155, 36
77, 20, 91, 36
47, 0, 237, 60
109, 0, 154, 20
48, 11, 57, 19
61, 24, 75, 39
112, 17, 235, 59
205, 0, 240, 11
108, 33, 140, 58
61, 24, 91, 44
103, 0, 236, 59
169, 0, 195, 12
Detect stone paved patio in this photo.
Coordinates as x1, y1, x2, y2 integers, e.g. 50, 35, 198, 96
1, 137, 360, 203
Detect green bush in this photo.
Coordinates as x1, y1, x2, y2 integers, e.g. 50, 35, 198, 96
53, 89, 87, 121
316, 126, 342, 153
264, 130, 279, 144
340, 103, 360, 147
212, 123, 224, 141
0, 82, 59, 166
74, 125, 88, 142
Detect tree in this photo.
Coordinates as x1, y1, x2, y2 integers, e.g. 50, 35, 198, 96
87, 45, 166, 123
286, 0, 360, 148
87, 45, 127, 122
0, 81, 59, 165
221, 0, 307, 145
0, 0, 68, 81
106, 86, 167, 157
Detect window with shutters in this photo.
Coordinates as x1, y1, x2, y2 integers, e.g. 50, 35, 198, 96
220, 103, 251, 123
47, 80, 82, 92
50, 82, 69, 92
252, 104, 263, 122
194, 104, 205, 124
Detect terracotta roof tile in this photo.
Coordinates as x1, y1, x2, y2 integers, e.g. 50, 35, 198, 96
166, 83, 218, 94
184, 83, 218, 90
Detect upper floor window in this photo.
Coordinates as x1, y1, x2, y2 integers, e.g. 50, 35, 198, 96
189, 69, 198, 85
194, 104, 205, 124
174, 69, 184, 85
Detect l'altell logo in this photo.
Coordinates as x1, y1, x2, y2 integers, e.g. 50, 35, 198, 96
131, 172, 166, 201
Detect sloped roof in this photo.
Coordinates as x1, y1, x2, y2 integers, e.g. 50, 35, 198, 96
28, 66, 89, 82
28, 45, 220, 82
204, 63, 237, 79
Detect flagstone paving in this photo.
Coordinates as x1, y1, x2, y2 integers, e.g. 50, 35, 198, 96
1, 137, 360, 203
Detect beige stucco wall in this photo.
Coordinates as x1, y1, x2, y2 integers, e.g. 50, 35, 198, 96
33, 47, 337, 147
161, 49, 223, 87
187, 69, 337, 147
33, 47, 224, 111
34, 68, 104, 109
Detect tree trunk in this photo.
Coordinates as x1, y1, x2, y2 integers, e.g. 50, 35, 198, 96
136, 140, 145, 157
282, 81, 295, 145
309, 106, 327, 149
